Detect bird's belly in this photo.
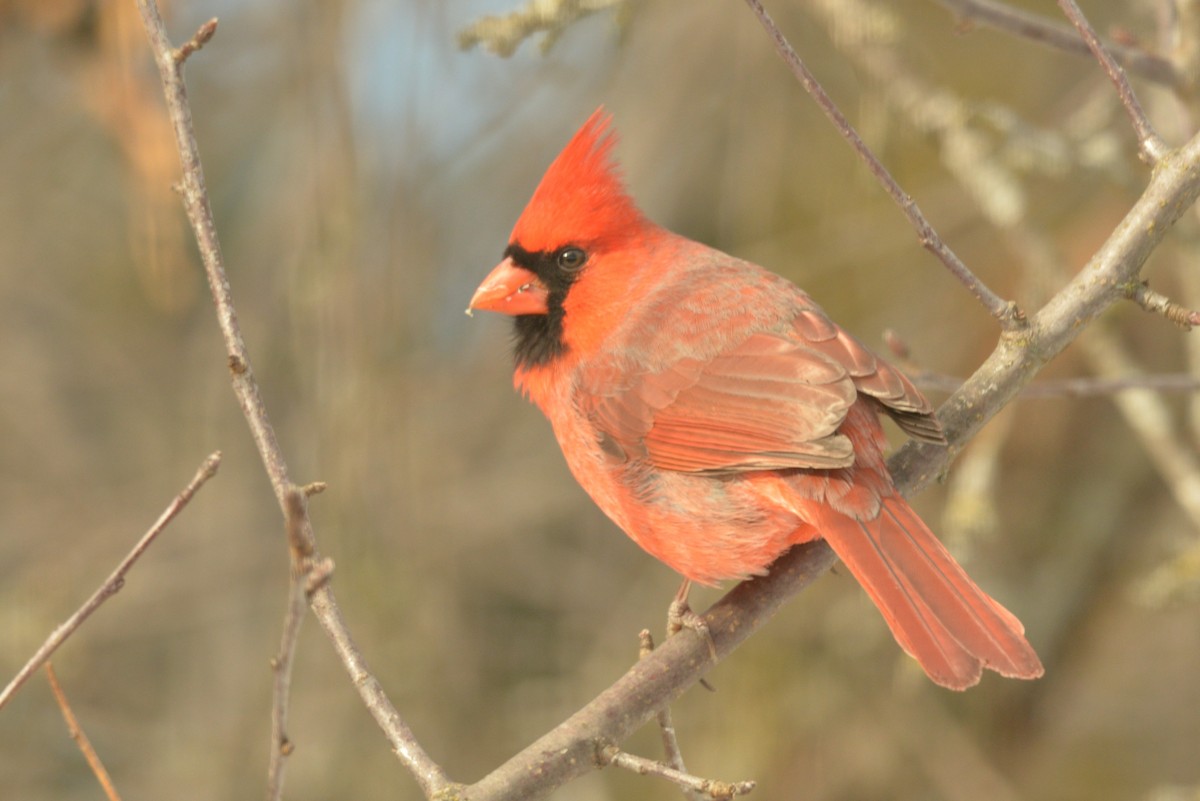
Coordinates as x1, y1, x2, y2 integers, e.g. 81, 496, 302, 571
625, 469, 817, 585
554, 420, 810, 584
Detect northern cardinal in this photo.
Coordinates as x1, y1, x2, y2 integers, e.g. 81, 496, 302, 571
468, 110, 1043, 690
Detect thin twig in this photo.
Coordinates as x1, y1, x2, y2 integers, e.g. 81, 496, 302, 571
45, 663, 123, 801
0, 452, 221, 712
911, 370, 1200, 398
879, 21, 1200, 614
468, 542, 840, 801
133, 4, 289, 510
307, 587, 463, 797
932, 0, 1184, 90
458, 0, 631, 57
174, 17, 217, 64
1056, 0, 1169, 163
887, 126, 1200, 489
1030, 374, 1200, 398
131, 3, 452, 797
808, 0, 1053, 227
266, 487, 316, 800
639, 630, 704, 801
741, 0, 1022, 328
599, 745, 756, 800
864, 0, 1197, 593
1129, 282, 1200, 329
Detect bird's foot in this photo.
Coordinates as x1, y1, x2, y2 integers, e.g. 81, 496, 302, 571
667, 579, 718, 668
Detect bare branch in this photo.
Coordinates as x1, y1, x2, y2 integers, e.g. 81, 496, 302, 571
458, 0, 631, 57
871, 4, 1200, 601
467, 542, 839, 801
1129, 281, 1200, 329
741, 0, 1024, 328
888, 126, 1200, 487
45, 663, 123, 801
1024, 373, 1200, 398
932, 0, 1185, 90
639, 630, 704, 801
855, 0, 1199, 557
808, 0, 1088, 226
0, 452, 221, 712
174, 17, 217, 65
267, 487, 316, 801
599, 745, 756, 800
308, 586, 458, 797
133, 1, 293, 512
911, 370, 1200, 398
131, 3, 452, 797
1056, 0, 1168, 163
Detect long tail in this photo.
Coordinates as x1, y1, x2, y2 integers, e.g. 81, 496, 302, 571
814, 495, 1043, 690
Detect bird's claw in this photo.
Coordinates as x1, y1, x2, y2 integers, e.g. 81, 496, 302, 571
667, 583, 719, 664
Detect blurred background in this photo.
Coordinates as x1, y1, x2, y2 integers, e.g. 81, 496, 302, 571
2, 0, 1199, 799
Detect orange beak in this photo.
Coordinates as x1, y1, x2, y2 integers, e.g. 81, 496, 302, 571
467, 257, 550, 316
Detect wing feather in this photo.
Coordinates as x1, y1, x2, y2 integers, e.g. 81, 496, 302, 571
580, 298, 945, 474
796, 317, 947, 444
584, 332, 858, 474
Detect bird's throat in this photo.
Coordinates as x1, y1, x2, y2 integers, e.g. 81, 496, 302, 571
513, 305, 568, 369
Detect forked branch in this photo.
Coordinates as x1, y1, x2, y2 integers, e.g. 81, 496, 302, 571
131, 3, 451, 798
741, 0, 1024, 329
933, 0, 1184, 90
1129, 282, 1200, 329
0, 452, 221, 712
46, 663, 123, 801
1056, 0, 1168, 162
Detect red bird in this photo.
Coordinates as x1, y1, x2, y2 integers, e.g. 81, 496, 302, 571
468, 111, 1043, 690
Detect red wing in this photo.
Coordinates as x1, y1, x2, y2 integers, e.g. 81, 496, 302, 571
584, 333, 859, 475
792, 310, 945, 444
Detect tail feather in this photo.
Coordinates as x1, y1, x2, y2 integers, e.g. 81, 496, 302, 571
818, 495, 1043, 690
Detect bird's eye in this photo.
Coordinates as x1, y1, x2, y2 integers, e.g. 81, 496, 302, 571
556, 247, 587, 272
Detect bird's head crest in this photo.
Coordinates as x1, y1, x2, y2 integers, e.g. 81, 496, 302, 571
510, 108, 645, 253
